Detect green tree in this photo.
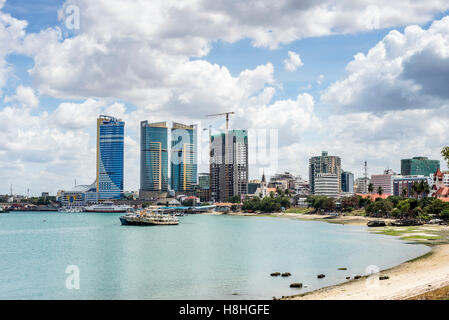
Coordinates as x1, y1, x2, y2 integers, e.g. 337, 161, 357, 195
442, 146, 449, 167
401, 188, 408, 198
377, 186, 383, 196
368, 183, 374, 193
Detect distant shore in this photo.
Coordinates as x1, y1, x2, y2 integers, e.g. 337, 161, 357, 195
207, 210, 449, 300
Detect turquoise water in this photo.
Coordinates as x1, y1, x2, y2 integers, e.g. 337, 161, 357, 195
0, 212, 430, 300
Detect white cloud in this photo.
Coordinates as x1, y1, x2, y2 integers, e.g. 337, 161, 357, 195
283, 51, 303, 72
322, 16, 449, 112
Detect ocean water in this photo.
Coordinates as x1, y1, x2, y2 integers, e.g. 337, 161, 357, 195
0, 212, 430, 300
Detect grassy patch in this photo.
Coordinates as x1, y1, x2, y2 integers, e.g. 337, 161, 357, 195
285, 208, 314, 214
400, 235, 443, 241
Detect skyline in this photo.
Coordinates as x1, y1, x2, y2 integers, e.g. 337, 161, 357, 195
1, 0, 449, 195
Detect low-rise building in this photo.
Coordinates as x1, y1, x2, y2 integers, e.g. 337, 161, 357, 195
393, 176, 431, 197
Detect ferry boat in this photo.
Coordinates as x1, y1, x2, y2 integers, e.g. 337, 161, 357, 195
120, 210, 179, 226
58, 207, 84, 213
84, 201, 131, 213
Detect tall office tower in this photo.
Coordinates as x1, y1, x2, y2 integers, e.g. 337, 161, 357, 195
401, 157, 440, 176
140, 121, 169, 196
171, 122, 198, 193
210, 130, 248, 202
341, 171, 354, 193
309, 151, 342, 194
96, 115, 125, 200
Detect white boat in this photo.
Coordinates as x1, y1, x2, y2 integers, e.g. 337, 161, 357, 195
84, 201, 131, 213
120, 209, 179, 226
59, 207, 84, 213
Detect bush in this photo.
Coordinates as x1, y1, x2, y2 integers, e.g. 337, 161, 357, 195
440, 208, 449, 220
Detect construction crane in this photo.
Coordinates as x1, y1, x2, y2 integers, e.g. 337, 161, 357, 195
205, 112, 235, 133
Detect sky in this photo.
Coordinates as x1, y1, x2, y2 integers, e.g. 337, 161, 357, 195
1, 0, 449, 196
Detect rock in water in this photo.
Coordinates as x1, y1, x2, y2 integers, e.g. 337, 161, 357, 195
367, 220, 386, 227
338, 268, 347, 270
270, 272, 281, 277
290, 283, 303, 288
317, 274, 325, 279
281, 272, 291, 277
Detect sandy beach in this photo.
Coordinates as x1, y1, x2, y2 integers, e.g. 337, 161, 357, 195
212, 211, 449, 300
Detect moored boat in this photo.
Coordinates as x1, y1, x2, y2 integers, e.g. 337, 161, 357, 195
84, 201, 131, 213
120, 209, 179, 226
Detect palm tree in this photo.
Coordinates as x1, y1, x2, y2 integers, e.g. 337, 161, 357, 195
422, 181, 430, 198
411, 182, 420, 199
401, 188, 408, 198
377, 186, 383, 196
368, 183, 374, 194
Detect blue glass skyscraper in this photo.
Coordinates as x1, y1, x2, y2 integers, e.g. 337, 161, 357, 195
140, 121, 169, 192
171, 122, 197, 193
96, 115, 125, 200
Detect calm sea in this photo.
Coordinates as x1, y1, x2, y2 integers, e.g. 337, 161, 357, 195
0, 212, 429, 300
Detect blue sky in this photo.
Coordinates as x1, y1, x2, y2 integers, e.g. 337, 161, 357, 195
1, 0, 449, 195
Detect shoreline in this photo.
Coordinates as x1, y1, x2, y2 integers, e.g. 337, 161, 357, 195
208, 211, 449, 300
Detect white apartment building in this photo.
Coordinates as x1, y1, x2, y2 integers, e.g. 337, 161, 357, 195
314, 173, 339, 198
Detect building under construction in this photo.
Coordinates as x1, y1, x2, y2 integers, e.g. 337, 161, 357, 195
210, 130, 248, 202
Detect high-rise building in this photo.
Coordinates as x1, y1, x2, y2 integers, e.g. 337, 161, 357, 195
140, 121, 169, 195
371, 169, 398, 195
171, 122, 198, 193
309, 151, 342, 194
197, 173, 211, 202
355, 177, 370, 194
401, 157, 440, 176
341, 171, 354, 193
96, 115, 125, 200
210, 130, 248, 202
314, 173, 340, 198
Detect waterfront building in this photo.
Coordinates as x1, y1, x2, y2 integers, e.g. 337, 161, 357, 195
314, 173, 340, 198
355, 177, 370, 194
401, 157, 440, 176
197, 173, 211, 202
140, 121, 169, 199
171, 122, 198, 193
210, 130, 248, 202
96, 115, 125, 200
247, 180, 261, 195
269, 172, 295, 190
341, 171, 354, 193
393, 176, 431, 197
309, 151, 342, 194
371, 169, 399, 195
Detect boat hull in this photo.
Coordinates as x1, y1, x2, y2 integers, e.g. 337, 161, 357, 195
119, 216, 179, 226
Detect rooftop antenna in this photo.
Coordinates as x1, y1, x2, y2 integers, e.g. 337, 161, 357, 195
10, 184, 12, 197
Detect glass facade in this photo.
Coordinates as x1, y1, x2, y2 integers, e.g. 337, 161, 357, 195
171, 123, 198, 192
401, 157, 440, 176
140, 121, 169, 192
96, 115, 124, 200
341, 171, 354, 193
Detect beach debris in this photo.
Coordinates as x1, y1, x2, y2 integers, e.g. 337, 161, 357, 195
338, 268, 347, 270
290, 283, 303, 288
270, 272, 281, 277
281, 272, 291, 277
367, 220, 386, 227
354, 275, 362, 280
317, 274, 325, 279
379, 276, 389, 280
